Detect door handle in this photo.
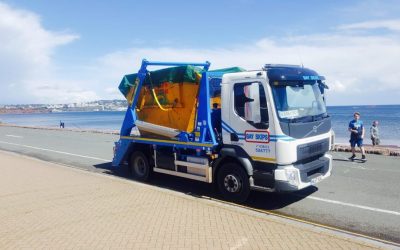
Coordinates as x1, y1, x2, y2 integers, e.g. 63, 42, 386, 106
230, 133, 239, 141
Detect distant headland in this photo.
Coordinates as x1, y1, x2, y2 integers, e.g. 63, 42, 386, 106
0, 100, 128, 114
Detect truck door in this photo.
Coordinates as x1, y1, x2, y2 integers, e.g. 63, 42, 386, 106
222, 80, 276, 164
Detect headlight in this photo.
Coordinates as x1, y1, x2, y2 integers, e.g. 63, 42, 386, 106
285, 168, 299, 186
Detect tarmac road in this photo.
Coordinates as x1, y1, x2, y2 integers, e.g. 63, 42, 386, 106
0, 125, 399, 244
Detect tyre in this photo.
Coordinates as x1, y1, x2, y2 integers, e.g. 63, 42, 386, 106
217, 162, 250, 203
130, 151, 151, 181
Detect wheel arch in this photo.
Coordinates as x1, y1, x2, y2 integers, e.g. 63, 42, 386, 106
126, 142, 154, 164
213, 146, 253, 183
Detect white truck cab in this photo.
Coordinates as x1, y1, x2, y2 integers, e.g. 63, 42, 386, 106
220, 66, 333, 193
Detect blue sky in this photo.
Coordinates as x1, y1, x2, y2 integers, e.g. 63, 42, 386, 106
1, 0, 400, 105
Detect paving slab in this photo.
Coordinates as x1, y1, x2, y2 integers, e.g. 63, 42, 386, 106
0, 150, 390, 249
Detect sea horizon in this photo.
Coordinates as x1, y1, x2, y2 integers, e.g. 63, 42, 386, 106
1, 102, 400, 106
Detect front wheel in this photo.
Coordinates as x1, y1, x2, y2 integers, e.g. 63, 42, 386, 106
130, 151, 151, 182
217, 162, 250, 203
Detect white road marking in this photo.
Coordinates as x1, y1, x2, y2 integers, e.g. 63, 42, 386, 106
0, 140, 399, 217
0, 140, 110, 162
350, 165, 366, 170
349, 165, 375, 170
5, 134, 23, 138
305, 195, 400, 216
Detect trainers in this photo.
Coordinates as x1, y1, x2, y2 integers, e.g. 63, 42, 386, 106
361, 155, 366, 160
349, 154, 356, 160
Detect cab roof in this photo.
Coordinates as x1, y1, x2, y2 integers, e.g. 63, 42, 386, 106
263, 64, 325, 81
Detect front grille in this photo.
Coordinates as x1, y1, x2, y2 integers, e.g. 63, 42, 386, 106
296, 156, 330, 182
307, 166, 323, 177
297, 138, 329, 161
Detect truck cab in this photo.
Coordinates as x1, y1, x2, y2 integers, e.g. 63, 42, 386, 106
113, 60, 333, 202
219, 65, 332, 193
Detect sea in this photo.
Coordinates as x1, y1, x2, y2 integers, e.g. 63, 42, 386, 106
1, 105, 399, 146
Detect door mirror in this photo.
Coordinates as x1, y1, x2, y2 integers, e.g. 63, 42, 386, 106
244, 82, 261, 123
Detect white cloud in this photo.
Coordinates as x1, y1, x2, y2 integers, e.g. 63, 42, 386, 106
0, 2, 93, 104
339, 0, 400, 20
0, 0, 399, 106
105, 87, 121, 99
96, 29, 400, 105
338, 19, 400, 32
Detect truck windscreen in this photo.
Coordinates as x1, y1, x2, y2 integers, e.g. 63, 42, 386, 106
271, 81, 327, 123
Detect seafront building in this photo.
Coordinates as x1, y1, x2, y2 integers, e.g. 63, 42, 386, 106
0, 100, 128, 114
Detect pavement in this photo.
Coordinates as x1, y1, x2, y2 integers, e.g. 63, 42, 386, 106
0, 125, 399, 245
0, 150, 389, 249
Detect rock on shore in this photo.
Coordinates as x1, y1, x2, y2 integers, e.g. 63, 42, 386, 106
333, 144, 400, 156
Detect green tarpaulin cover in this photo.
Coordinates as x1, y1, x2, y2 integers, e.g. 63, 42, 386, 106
118, 65, 246, 100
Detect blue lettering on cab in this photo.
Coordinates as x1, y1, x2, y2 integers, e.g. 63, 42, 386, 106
245, 130, 270, 143
256, 144, 271, 153
303, 75, 319, 80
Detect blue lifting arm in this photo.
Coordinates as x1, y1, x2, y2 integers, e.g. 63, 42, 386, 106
114, 59, 214, 167
120, 59, 211, 137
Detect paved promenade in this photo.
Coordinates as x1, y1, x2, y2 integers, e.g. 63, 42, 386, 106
0, 151, 387, 249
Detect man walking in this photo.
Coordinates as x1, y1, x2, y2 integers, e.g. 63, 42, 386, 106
348, 112, 366, 160
370, 121, 380, 146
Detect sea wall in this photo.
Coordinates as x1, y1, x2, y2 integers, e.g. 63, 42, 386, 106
0, 123, 120, 135
333, 144, 400, 156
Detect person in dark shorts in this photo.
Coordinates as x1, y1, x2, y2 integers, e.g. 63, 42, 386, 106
348, 112, 366, 160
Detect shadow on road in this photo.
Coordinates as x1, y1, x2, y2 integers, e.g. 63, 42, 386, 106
246, 186, 317, 210
333, 158, 351, 162
93, 162, 316, 210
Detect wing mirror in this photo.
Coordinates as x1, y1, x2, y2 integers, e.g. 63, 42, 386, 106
244, 82, 261, 123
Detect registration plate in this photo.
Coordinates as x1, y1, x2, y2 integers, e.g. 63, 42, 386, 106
311, 175, 323, 184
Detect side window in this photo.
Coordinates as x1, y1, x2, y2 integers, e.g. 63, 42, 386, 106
259, 84, 269, 124
234, 82, 269, 128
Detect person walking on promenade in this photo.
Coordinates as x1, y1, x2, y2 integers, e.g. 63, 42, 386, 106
348, 112, 366, 160
370, 121, 380, 146
211, 102, 222, 134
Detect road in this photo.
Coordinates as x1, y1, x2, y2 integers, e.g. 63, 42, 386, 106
0, 125, 399, 244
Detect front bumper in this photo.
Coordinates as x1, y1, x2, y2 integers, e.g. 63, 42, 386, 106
274, 154, 332, 192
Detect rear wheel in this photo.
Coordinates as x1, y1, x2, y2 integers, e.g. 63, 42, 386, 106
217, 162, 250, 203
130, 151, 151, 181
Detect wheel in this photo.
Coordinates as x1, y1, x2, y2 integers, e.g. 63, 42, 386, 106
130, 151, 151, 181
217, 162, 250, 203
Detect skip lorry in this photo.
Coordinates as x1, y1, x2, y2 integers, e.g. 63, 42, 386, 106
112, 59, 333, 202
